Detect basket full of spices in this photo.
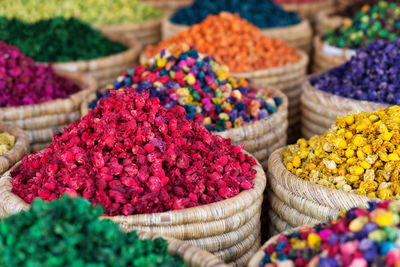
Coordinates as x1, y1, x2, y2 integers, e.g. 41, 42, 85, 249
0, 86, 267, 266
0, 41, 98, 151
249, 200, 400, 266
0, 17, 142, 88
266, 105, 400, 234
85, 46, 289, 170
0, 195, 227, 267
145, 14, 307, 143
162, 0, 312, 53
0, 0, 164, 46
302, 39, 397, 139
312, 1, 399, 74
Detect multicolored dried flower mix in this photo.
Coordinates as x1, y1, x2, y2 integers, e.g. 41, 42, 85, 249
0, 41, 79, 107
12, 89, 257, 216
0, 196, 186, 267
91, 46, 282, 132
0, 132, 15, 156
283, 106, 400, 200
261, 201, 400, 266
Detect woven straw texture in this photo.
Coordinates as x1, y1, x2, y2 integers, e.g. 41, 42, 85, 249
0, 70, 98, 151
48, 35, 142, 87
280, 0, 334, 23
136, 231, 228, 267
80, 87, 289, 169
301, 80, 390, 139
162, 15, 312, 53
144, 0, 193, 13
0, 122, 29, 175
266, 147, 376, 230
312, 36, 351, 74
0, 151, 265, 265
315, 8, 344, 36
233, 50, 309, 143
96, 19, 161, 47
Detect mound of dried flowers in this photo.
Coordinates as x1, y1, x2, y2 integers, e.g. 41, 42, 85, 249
11, 89, 257, 216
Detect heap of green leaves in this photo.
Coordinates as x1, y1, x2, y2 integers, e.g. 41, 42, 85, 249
0, 17, 126, 62
0, 196, 186, 267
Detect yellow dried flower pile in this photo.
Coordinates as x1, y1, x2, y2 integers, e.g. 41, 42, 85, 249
0, 132, 15, 156
283, 106, 400, 200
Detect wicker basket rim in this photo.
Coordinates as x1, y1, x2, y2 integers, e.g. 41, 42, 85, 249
232, 49, 309, 77
304, 79, 391, 110
0, 150, 266, 224
94, 17, 163, 32
268, 147, 375, 204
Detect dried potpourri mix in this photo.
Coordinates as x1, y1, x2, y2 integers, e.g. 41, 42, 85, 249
170, 0, 300, 28
0, 17, 126, 62
0, 196, 186, 267
0, 0, 163, 25
11, 89, 257, 216
283, 106, 400, 200
146, 13, 300, 72
0, 41, 79, 107
0, 132, 15, 156
260, 201, 400, 266
324, 1, 400, 49
311, 39, 400, 105
91, 45, 282, 132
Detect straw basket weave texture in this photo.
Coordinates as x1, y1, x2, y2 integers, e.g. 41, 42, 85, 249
136, 231, 228, 267
301, 80, 390, 139
279, 0, 334, 22
95, 19, 161, 47
48, 35, 142, 88
0, 152, 265, 266
80, 86, 289, 170
233, 50, 309, 143
265, 147, 376, 231
315, 8, 344, 36
0, 122, 29, 176
0, 70, 98, 152
162, 16, 313, 53
312, 36, 352, 74
143, 0, 193, 13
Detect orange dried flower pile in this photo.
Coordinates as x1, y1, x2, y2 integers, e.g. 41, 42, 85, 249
146, 12, 300, 72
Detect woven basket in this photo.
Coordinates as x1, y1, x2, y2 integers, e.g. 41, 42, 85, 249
81, 87, 289, 169
143, 0, 193, 13
136, 231, 227, 267
48, 35, 142, 88
315, 8, 344, 36
301, 80, 390, 139
162, 15, 313, 53
0, 151, 265, 265
279, 0, 334, 22
312, 36, 354, 74
0, 122, 29, 176
0, 70, 98, 151
233, 50, 309, 144
265, 147, 376, 232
